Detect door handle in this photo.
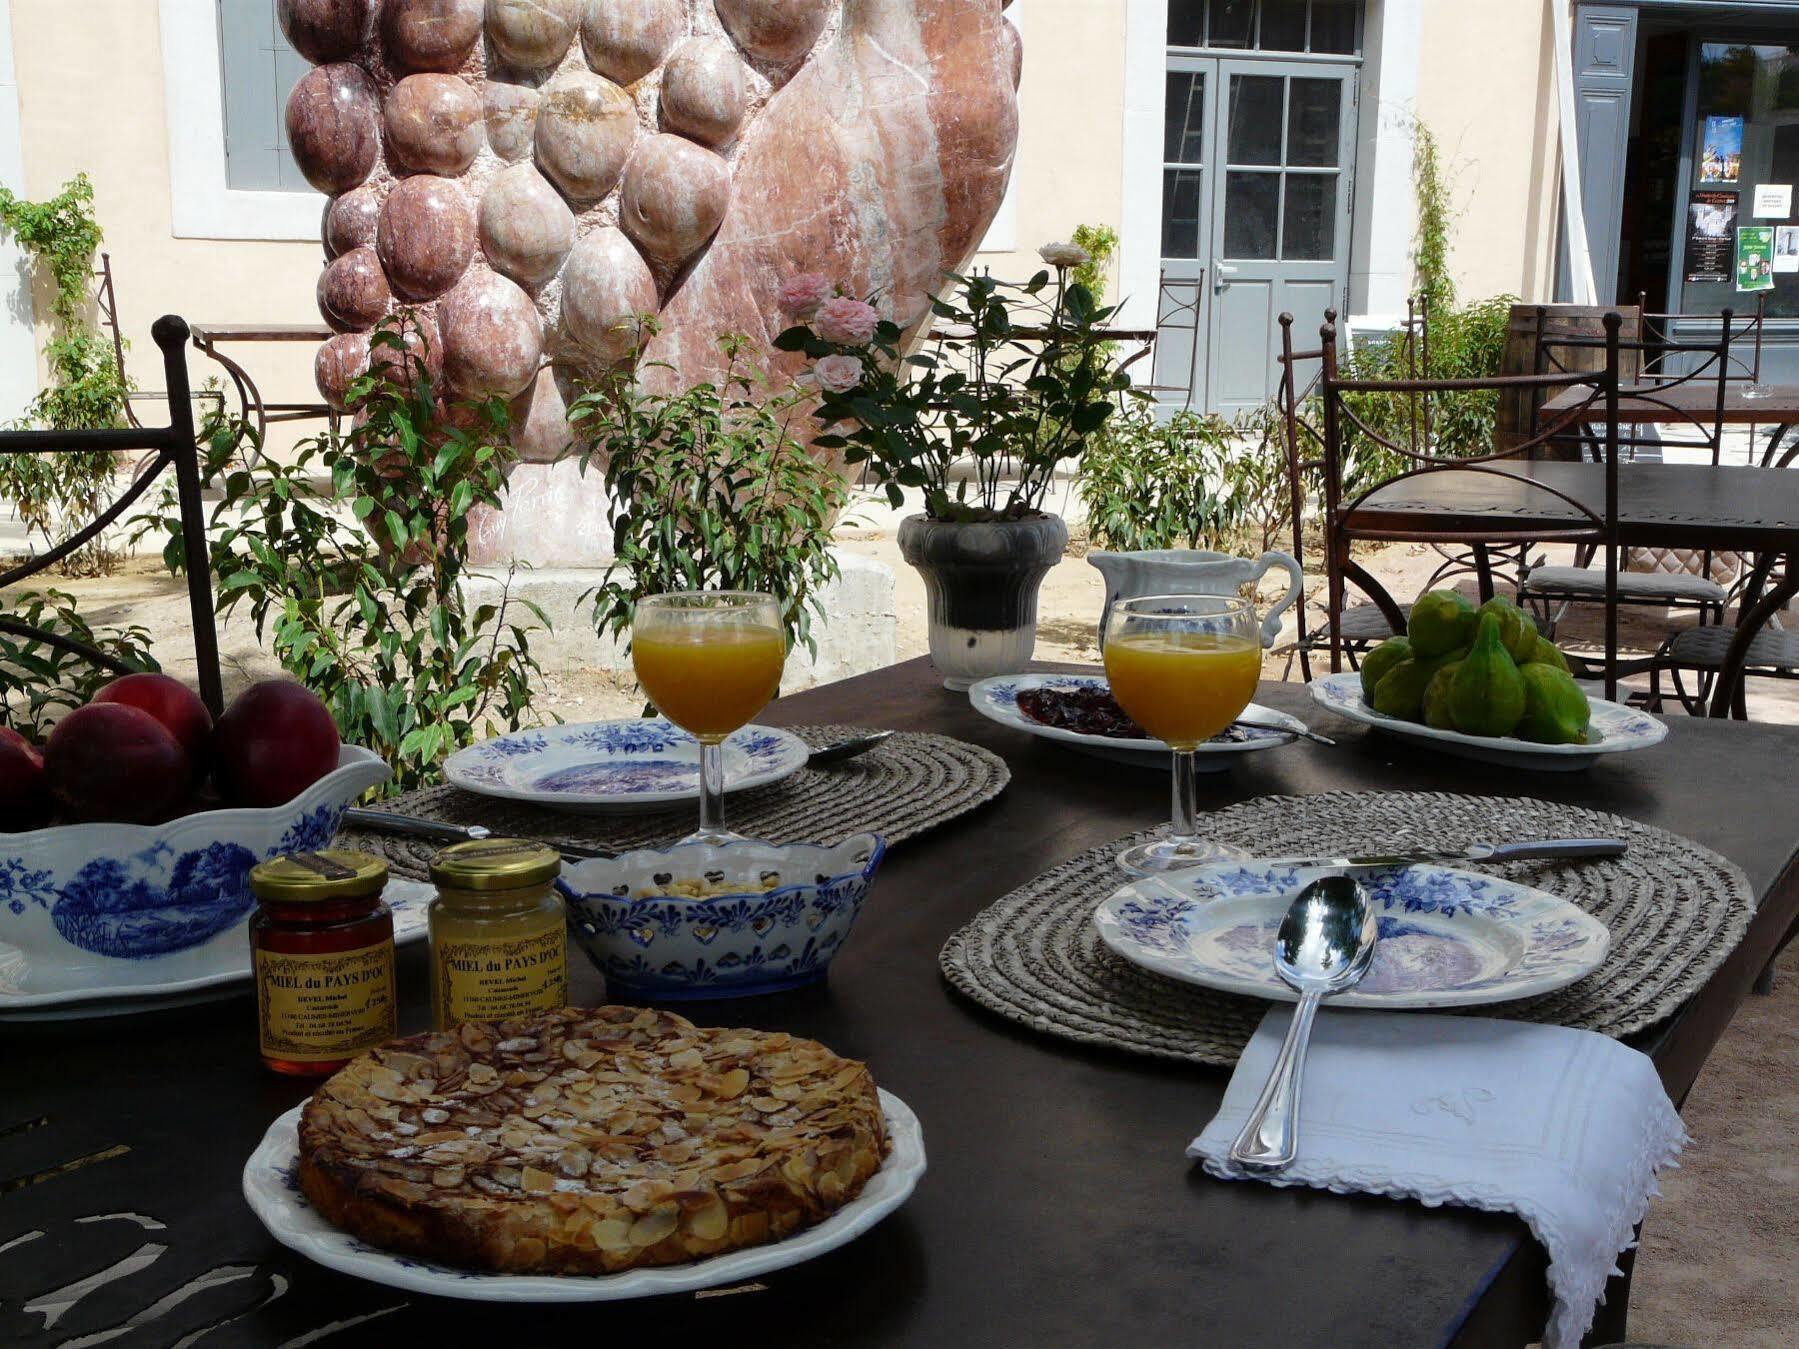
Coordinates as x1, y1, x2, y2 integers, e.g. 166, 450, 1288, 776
1213, 261, 1238, 295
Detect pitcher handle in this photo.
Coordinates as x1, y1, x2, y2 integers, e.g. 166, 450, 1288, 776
1251, 552, 1306, 648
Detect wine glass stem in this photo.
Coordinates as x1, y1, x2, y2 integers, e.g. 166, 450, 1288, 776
1171, 747, 1199, 846
699, 740, 725, 837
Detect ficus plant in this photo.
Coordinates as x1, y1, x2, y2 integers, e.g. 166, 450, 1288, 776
134, 314, 549, 794
0, 588, 158, 740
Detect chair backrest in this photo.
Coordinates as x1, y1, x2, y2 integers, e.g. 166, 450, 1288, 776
1494, 303, 1643, 457
1275, 309, 1333, 677
0, 316, 223, 715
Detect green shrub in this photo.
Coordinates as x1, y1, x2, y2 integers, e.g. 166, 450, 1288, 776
0, 588, 157, 739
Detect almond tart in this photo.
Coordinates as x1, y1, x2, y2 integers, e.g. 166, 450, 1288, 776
297, 1006, 889, 1275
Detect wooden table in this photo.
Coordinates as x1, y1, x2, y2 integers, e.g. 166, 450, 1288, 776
188, 322, 337, 451
4, 661, 1794, 1348
1541, 378, 1799, 433
1350, 458, 1799, 715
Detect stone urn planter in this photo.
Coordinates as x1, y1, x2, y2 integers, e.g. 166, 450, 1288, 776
897, 513, 1069, 690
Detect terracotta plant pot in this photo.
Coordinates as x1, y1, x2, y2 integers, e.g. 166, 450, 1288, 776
897, 512, 1068, 690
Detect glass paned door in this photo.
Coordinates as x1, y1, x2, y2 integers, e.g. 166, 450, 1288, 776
1154, 57, 1357, 413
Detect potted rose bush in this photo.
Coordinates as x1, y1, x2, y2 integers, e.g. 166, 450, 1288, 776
775, 247, 1128, 688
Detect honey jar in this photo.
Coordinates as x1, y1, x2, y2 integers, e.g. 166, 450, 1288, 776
249, 850, 396, 1077
428, 838, 567, 1029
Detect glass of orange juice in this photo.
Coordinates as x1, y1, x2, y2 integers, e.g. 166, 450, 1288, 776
1104, 594, 1261, 875
633, 591, 786, 844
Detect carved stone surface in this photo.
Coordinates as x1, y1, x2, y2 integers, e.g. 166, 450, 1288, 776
277, 0, 373, 64
289, 0, 1021, 564
620, 133, 729, 266
317, 244, 392, 332
285, 63, 380, 194
714, 0, 833, 68
659, 37, 748, 147
483, 80, 540, 162
315, 332, 371, 410
378, 174, 477, 300
580, 0, 684, 85
438, 270, 544, 398
485, 0, 581, 71
384, 73, 483, 176
479, 162, 575, 289
369, 309, 445, 382
382, 0, 483, 73
508, 366, 576, 463
533, 70, 636, 205
561, 227, 658, 360
324, 184, 383, 256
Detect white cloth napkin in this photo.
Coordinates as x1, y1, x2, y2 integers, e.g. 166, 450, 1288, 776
1189, 1008, 1686, 1349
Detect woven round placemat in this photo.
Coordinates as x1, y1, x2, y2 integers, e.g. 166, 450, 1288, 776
940, 791, 1756, 1067
340, 725, 1008, 880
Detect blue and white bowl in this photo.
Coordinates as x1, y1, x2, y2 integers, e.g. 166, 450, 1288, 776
0, 745, 390, 988
560, 834, 886, 999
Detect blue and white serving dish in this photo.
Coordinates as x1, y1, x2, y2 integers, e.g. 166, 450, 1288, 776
560, 834, 886, 999
1094, 859, 1610, 1009
444, 720, 810, 814
967, 672, 1308, 771
243, 1088, 925, 1302
1309, 673, 1667, 771
0, 745, 397, 1017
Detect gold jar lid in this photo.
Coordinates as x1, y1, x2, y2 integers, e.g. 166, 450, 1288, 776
251, 849, 389, 903
429, 838, 562, 891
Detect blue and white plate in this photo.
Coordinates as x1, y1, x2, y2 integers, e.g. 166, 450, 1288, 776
1309, 673, 1667, 771
1094, 860, 1610, 1009
243, 1089, 926, 1302
444, 721, 810, 814
0, 879, 431, 1021
967, 673, 1307, 771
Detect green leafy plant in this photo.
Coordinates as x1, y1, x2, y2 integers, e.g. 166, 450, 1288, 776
133, 315, 548, 795
570, 333, 848, 659
777, 266, 1129, 521
1070, 224, 1120, 300
1078, 403, 1291, 556
0, 174, 132, 575
0, 588, 158, 739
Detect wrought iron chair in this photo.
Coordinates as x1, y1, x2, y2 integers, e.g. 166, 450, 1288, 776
0, 315, 223, 715
1519, 304, 1740, 637
1317, 312, 1626, 697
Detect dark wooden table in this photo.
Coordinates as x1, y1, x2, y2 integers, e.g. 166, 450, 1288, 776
5, 660, 1796, 1348
1352, 458, 1799, 715
1541, 379, 1799, 428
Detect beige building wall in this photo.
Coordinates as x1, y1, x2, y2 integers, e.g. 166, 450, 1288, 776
11, 0, 321, 429
1413, 0, 1564, 306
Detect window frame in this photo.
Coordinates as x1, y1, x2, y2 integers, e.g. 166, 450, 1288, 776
159, 0, 323, 241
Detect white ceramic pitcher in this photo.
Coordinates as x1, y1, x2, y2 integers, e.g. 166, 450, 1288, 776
1089, 549, 1305, 648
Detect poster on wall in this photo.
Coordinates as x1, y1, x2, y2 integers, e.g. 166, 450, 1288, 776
1686, 191, 1738, 281
1776, 226, 1799, 273
1754, 183, 1794, 218
1701, 115, 1744, 183
1737, 225, 1775, 291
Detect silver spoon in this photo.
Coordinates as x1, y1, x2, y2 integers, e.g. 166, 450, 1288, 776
1228, 874, 1380, 1173
1231, 719, 1336, 748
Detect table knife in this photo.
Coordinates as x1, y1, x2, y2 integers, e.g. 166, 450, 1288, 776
341, 809, 617, 862
1263, 839, 1628, 870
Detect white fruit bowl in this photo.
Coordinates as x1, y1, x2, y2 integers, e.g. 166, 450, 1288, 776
0, 745, 390, 983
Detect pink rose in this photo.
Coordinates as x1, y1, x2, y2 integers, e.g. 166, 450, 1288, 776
814, 353, 864, 394
813, 296, 881, 347
777, 272, 832, 319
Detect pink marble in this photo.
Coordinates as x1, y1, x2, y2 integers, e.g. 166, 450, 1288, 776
382, 0, 484, 73
619, 133, 730, 266
714, 0, 833, 68
485, 0, 581, 71
315, 331, 371, 409
277, 0, 374, 64
323, 183, 383, 256
438, 270, 545, 398
383, 73, 483, 176
560, 227, 658, 360
377, 174, 478, 301
507, 366, 576, 463
533, 70, 636, 205
285, 63, 380, 194
317, 245, 392, 331
368, 309, 445, 384
483, 80, 540, 163
659, 37, 748, 147
479, 162, 575, 289
580, 0, 684, 85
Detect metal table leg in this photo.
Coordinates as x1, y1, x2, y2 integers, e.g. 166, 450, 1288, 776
1708, 551, 1799, 719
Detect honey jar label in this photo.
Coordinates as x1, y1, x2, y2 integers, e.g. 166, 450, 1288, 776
435, 926, 567, 1026
255, 943, 396, 1062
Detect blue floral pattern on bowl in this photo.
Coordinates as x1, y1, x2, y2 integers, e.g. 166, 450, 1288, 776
444, 721, 809, 814
1308, 673, 1668, 771
1094, 859, 1611, 1009
561, 834, 886, 998
0, 746, 390, 978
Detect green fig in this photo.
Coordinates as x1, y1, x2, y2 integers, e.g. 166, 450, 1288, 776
1423, 659, 1462, 730
1524, 635, 1571, 673
1407, 590, 1478, 658
1359, 636, 1414, 702
1517, 664, 1592, 744
1448, 613, 1528, 738
1477, 596, 1539, 663
1372, 659, 1435, 722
